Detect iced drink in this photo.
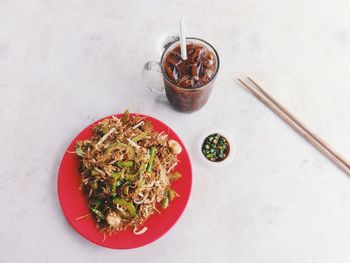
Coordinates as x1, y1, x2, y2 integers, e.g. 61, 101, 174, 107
161, 39, 219, 112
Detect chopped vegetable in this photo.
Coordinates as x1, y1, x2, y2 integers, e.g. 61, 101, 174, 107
111, 170, 124, 193
170, 171, 181, 181
116, 160, 134, 167
138, 162, 147, 173
161, 191, 169, 209
201, 133, 230, 162
168, 188, 177, 201
95, 127, 116, 148
146, 147, 155, 172
132, 132, 148, 142
112, 198, 136, 218
116, 208, 129, 219
125, 174, 137, 182
75, 147, 84, 157
92, 199, 101, 207
112, 171, 123, 180
90, 207, 105, 219
121, 109, 130, 122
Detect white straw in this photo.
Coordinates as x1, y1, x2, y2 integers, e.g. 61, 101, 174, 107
180, 16, 187, 60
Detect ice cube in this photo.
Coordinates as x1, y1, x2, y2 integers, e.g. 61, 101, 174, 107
202, 58, 214, 68
191, 76, 201, 88
201, 75, 211, 83
197, 62, 203, 77
191, 48, 205, 63
172, 65, 180, 82
205, 51, 214, 61
204, 69, 213, 78
165, 65, 173, 79
191, 64, 198, 77
169, 51, 182, 64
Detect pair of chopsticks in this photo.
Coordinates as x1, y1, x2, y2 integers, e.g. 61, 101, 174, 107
237, 77, 350, 176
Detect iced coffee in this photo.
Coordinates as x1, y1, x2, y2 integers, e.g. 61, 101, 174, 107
161, 38, 219, 112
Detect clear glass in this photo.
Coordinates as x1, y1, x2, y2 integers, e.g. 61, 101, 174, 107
142, 37, 220, 112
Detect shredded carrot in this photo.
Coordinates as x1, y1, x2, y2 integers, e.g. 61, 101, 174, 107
75, 214, 91, 221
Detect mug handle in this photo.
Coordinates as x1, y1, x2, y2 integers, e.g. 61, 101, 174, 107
142, 61, 165, 94
142, 36, 180, 95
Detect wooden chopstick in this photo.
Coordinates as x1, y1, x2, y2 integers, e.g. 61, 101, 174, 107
246, 77, 350, 171
237, 77, 350, 176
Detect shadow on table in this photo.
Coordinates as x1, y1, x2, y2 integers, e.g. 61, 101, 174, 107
155, 94, 172, 109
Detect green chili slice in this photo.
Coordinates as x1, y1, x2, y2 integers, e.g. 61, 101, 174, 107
90, 207, 105, 219
146, 147, 155, 172
112, 198, 136, 218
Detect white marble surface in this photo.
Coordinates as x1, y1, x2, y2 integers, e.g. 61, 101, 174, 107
2, 0, 350, 262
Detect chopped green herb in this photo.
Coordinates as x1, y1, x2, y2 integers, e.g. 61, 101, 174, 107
90, 207, 105, 219
75, 147, 84, 157
201, 133, 230, 162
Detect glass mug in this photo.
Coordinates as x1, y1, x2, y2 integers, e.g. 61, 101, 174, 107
142, 37, 220, 112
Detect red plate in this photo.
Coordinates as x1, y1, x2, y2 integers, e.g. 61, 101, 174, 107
57, 113, 192, 249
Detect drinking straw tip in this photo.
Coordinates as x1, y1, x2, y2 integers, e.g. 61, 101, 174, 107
180, 16, 187, 60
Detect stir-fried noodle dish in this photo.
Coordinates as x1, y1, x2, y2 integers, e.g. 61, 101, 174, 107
74, 111, 182, 235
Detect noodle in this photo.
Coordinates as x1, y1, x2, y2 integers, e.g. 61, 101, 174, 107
74, 111, 181, 234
